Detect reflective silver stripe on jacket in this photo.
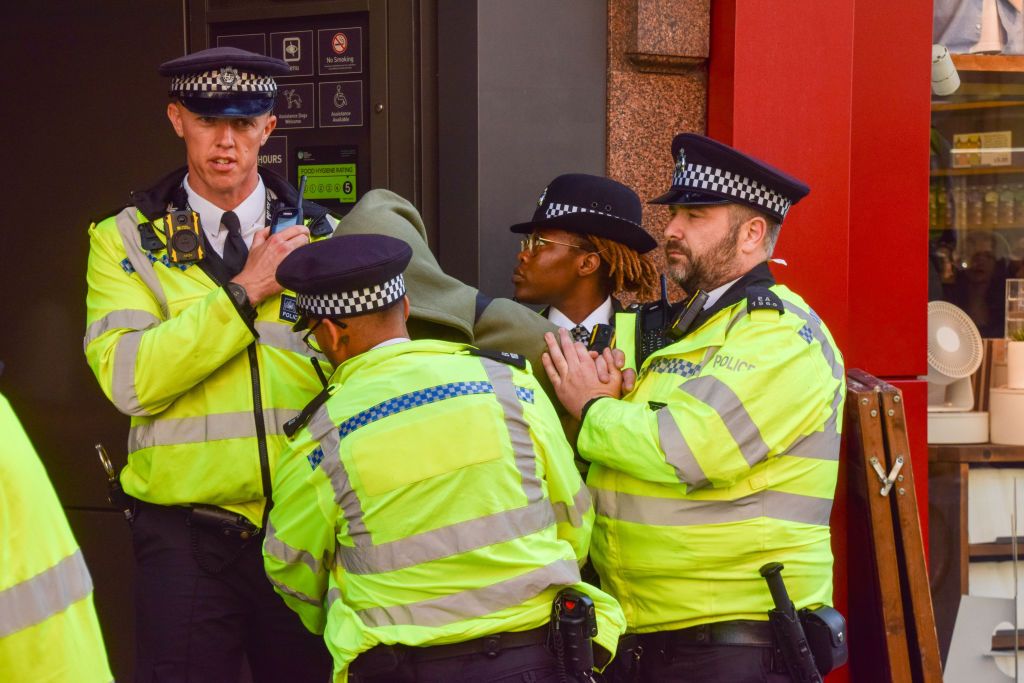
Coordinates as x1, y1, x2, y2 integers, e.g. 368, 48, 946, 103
552, 484, 592, 527
127, 408, 300, 452
657, 409, 710, 489
339, 558, 580, 629
679, 375, 770, 467
111, 331, 149, 417
314, 403, 371, 546
321, 361, 545, 551
782, 302, 844, 461
0, 549, 93, 638
255, 321, 326, 360
337, 499, 556, 575
264, 521, 328, 576
592, 488, 832, 527
479, 359, 544, 503
83, 309, 160, 351
114, 208, 168, 318
268, 576, 321, 607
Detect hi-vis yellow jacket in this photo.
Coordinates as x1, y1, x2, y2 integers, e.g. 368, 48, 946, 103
0, 394, 112, 682
263, 340, 625, 680
84, 168, 333, 525
579, 272, 844, 633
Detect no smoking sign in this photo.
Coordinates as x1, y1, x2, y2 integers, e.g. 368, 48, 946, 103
331, 32, 348, 54
318, 27, 362, 75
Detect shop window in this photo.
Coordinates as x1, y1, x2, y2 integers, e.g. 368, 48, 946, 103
931, 48, 1024, 338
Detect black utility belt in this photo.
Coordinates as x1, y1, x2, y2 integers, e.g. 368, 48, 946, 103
351, 625, 549, 675
637, 619, 774, 650
135, 499, 259, 539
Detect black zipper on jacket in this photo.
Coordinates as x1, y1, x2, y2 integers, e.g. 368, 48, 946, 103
193, 246, 272, 526
248, 343, 273, 526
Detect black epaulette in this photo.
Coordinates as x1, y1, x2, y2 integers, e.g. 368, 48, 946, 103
468, 348, 527, 370
305, 202, 335, 237
138, 221, 164, 252
746, 286, 785, 315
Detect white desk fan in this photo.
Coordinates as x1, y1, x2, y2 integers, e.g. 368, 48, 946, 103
927, 301, 989, 444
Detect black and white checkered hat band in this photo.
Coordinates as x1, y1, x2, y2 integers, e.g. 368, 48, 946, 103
672, 164, 792, 218
296, 275, 406, 318
170, 69, 277, 95
543, 202, 643, 228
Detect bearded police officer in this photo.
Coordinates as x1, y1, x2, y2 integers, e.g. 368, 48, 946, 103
263, 233, 626, 682
510, 174, 660, 345
83, 47, 332, 680
541, 134, 845, 682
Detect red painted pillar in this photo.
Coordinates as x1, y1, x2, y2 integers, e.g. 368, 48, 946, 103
708, 1, 933, 680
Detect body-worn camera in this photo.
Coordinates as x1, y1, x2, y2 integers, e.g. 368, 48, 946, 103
166, 210, 204, 263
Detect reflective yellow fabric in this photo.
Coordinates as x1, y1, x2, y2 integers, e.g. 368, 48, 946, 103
264, 340, 625, 681
0, 394, 112, 681
84, 208, 329, 524
579, 285, 844, 633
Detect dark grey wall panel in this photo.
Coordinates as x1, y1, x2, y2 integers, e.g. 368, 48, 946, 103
437, 0, 607, 294
477, 0, 607, 296
0, 1, 185, 508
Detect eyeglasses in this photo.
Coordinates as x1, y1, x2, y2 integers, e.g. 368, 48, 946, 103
519, 234, 594, 254
302, 318, 347, 354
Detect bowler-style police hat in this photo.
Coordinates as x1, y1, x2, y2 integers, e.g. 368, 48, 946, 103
649, 134, 810, 222
159, 47, 290, 118
276, 234, 413, 331
510, 174, 657, 253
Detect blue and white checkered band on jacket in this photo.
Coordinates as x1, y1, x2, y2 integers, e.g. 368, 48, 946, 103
296, 274, 406, 318
671, 162, 793, 219
543, 202, 644, 229
170, 68, 277, 96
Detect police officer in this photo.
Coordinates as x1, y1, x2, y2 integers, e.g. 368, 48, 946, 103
510, 174, 660, 345
83, 47, 332, 680
0, 392, 112, 681
541, 134, 845, 682
263, 233, 626, 682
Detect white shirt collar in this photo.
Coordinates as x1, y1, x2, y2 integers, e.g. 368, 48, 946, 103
547, 296, 614, 332
369, 337, 411, 351
182, 174, 266, 256
703, 277, 741, 310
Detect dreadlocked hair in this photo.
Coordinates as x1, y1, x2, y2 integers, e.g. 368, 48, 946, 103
586, 234, 661, 301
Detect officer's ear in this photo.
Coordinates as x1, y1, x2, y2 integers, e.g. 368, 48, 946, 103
737, 214, 768, 256
167, 102, 185, 139
402, 296, 410, 321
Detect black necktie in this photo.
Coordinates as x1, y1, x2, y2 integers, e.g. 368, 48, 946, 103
220, 210, 247, 278
570, 324, 590, 344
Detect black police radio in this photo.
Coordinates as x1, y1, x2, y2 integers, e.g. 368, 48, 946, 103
166, 209, 204, 263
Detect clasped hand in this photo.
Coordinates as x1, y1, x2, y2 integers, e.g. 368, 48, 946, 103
541, 328, 635, 420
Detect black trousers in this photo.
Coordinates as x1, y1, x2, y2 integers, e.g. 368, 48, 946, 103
131, 501, 333, 683
354, 642, 564, 683
629, 643, 791, 683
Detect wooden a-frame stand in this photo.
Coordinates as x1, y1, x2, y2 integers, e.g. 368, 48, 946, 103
846, 369, 943, 681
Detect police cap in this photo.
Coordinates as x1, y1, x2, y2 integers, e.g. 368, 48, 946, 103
510, 173, 657, 253
649, 133, 810, 222
159, 47, 289, 118
276, 234, 413, 331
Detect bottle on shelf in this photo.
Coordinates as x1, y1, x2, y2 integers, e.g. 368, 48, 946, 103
984, 184, 999, 227
999, 183, 1015, 226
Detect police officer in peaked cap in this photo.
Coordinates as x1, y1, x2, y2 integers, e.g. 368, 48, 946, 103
542, 134, 847, 682
264, 234, 626, 681
509, 173, 660, 346
83, 46, 333, 680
